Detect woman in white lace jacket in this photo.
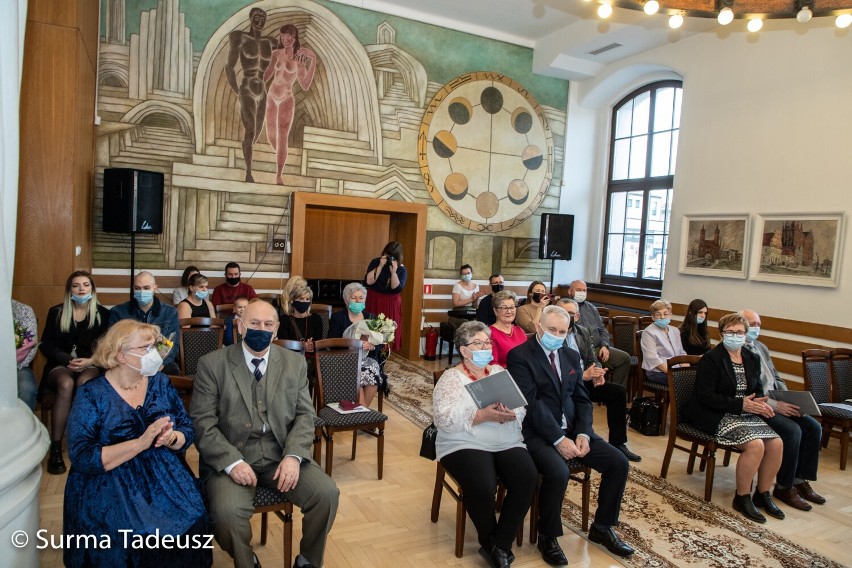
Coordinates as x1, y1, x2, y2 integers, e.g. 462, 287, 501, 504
432, 321, 537, 568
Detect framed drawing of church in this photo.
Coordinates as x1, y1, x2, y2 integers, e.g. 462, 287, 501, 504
679, 214, 749, 279
750, 213, 844, 288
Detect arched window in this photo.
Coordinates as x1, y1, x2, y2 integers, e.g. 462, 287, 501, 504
601, 80, 683, 287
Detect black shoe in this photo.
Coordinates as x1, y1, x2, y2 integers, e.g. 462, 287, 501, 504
47, 442, 66, 475
292, 553, 314, 568
615, 443, 642, 462
479, 545, 511, 568
588, 525, 635, 557
253, 553, 262, 568
753, 490, 785, 519
733, 493, 766, 523
537, 535, 568, 565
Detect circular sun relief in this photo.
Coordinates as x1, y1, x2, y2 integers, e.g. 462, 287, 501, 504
418, 72, 553, 232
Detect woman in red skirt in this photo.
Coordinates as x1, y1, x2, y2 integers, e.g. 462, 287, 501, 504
364, 241, 406, 351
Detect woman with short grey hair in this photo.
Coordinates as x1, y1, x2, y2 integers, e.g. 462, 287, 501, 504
640, 298, 686, 384
490, 291, 526, 367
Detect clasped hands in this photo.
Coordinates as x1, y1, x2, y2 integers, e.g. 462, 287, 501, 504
478, 403, 516, 425
582, 364, 606, 387
742, 393, 775, 418
228, 456, 301, 492
556, 436, 590, 460
139, 416, 182, 451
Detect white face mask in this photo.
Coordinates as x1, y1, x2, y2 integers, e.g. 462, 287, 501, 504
573, 291, 587, 303
126, 348, 163, 377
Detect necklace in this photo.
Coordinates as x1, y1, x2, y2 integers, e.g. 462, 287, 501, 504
461, 360, 489, 381
119, 378, 144, 391
494, 323, 514, 337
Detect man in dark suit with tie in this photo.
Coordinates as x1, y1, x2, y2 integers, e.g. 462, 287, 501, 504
507, 305, 633, 564
192, 299, 339, 568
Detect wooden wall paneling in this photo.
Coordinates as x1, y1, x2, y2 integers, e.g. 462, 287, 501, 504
27, 0, 78, 27
302, 208, 389, 280
76, 0, 100, 69
74, 32, 96, 271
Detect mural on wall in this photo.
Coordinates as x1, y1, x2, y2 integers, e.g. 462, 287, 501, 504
93, 0, 568, 280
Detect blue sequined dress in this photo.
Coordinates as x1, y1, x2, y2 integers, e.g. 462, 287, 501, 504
63, 373, 211, 567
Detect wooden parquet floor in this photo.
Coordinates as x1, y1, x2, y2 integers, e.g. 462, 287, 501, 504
36, 358, 852, 567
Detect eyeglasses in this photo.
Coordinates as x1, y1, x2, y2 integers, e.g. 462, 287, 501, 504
722, 331, 746, 338
496, 306, 516, 312
126, 343, 156, 353
465, 339, 493, 349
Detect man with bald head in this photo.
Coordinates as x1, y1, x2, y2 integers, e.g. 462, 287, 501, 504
741, 308, 825, 511
193, 299, 338, 568
567, 280, 632, 388
109, 271, 180, 374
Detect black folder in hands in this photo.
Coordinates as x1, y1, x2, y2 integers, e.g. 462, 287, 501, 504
464, 369, 528, 409
768, 390, 821, 416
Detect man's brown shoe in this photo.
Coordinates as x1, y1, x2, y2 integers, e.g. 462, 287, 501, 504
772, 486, 811, 511
794, 481, 826, 505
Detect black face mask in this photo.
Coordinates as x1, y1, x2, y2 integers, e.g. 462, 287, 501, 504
226, 277, 241, 286
292, 300, 311, 314
491, 284, 504, 293
532, 292, 542, 303
243, 328, 272, 352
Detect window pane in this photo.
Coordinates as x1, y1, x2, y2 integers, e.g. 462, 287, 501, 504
642, 234, 666, 280
650, 131, 672, 177
626, 191, 643, 232
605, 235, 624, 275
612, 139, 630, 180
673, 88, 683, 128
608, 192, 627, 233
632, 91, 650, 136
628, 135, 647, 179
646, 189, 670, 233
623, 234, 640, 277
615, 101, 633, 139
653, 87, 675, 132
670, 130, 679, 175
660, 235, 668, 280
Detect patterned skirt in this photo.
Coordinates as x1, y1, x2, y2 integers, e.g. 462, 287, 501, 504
716, 413, 779, 445
360, 356, 381, 387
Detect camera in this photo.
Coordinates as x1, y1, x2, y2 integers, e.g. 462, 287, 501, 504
386, 255, 396, 264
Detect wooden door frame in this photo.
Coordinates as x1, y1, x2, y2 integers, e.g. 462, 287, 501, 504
291, 193, 427, 360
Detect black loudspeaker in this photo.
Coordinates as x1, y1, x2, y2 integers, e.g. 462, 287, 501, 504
538, 213, 574, 260
102, 168, 164, 234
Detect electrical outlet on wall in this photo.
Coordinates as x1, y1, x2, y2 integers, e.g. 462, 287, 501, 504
272, 238, 287, 252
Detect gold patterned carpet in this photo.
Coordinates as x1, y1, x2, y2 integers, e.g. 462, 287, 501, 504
384, 355, 844, 568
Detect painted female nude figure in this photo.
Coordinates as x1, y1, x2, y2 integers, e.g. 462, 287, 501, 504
263, 25, 317, 185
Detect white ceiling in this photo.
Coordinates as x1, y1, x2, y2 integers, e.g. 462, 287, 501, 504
337, 0, 719, 80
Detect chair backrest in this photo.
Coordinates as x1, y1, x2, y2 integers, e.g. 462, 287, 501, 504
830, 348, 852, 402
311, 303, 332, 339
314, 338, 363, 405
215, 303, 234, 319
179, 326, 224, 376
596, 306, 610, 319
273, 339, 307, 354
257, 293, 281, 304
168, 375, 194, 412
666, 355, 702, 424
638, 315, 654, 328
635, 330, 644, 368
610, 316, 638, 356
179, 317, 225, 328
802, 349, 832, 403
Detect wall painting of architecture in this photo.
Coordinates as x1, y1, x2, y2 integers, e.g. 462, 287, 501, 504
680, 214, 748, 279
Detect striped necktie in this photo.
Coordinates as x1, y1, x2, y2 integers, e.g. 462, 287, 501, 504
251, 358, 263, 381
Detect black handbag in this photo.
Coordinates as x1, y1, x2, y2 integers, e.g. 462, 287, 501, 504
420, 423, 438, 460
628, 397, 661, 436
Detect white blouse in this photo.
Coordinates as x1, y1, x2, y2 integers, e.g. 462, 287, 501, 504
452, 282, 480, 307
432, 365, 527, 460
641, 323, 686, 370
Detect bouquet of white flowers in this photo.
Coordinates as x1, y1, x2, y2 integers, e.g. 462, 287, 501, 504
346, 313, 397, 347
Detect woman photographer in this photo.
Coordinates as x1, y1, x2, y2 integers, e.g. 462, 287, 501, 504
364, 241, 406, 351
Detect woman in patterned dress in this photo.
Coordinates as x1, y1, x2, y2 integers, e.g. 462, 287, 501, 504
685, 313, 784, 524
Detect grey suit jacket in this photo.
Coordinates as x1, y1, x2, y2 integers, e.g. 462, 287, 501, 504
191, 343, 316, 479
568, 324, 600, 369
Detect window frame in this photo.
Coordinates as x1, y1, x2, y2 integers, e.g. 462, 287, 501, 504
600, 80, 683, 289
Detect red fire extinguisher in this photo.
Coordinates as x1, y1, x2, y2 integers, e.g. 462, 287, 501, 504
424, 326, 438, 360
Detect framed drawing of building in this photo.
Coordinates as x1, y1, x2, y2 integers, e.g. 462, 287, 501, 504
750, 213, 845, 287
679, 214, 749, 278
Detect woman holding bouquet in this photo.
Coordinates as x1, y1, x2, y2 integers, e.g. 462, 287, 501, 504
329, 282, 383, 406
364, 241, 406, 351
39, 271, 111, 474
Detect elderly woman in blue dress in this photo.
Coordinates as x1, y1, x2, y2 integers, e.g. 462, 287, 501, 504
432, 321, 537, 568
63, 320, 210, 567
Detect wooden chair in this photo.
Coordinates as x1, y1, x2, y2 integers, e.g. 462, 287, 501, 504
253, 486, 295, 568
272, 339, 325, 464
215, 303, 234, 319
610, 316, 640, 399
828, 348, 852, 470
528, 460, 592, 539
596, 306, 611, 337
638, 315, 653, 328
177, 320, 224, 377
257, 293, 281, 304
803, 349, 852, 470
638, 329, 670, 435
310, 303, 332, 339
659, 356, 739, 501
314, 338, 388, 479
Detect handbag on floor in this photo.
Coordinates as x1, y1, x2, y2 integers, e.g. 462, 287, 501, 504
629, 397, 661, 436
420, 423, 438, 460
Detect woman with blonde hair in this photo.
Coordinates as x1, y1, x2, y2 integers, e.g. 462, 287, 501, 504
63, 320, 210, 567
176, 273, 215, 321
277, 283, 323, 353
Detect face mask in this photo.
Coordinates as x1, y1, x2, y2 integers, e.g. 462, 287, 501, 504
71, 293, 92, 304
746, 327, 760, 341
468, 349, 493, 368
293, 300, 311, 314
348, 301, 366, 314
243, 328, 273, 352
226, 277, 241, 286
573, 291, 587, 303
134, 290, 154, 306
532, 292, 543, 303
723, 335, 746, 351
461, 274, 472, 282
194, 290, 209, 300
539, 331, 564, 352
491, 284, 504, 293
654, 318, 671, 328
126, 348, 163, 377
696, 316, 706, 325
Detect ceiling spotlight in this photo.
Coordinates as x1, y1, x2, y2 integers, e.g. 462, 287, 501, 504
598, 2, 613, 18
837, 13, 852, 28
717, 7, 734, 25
669, 13, 684, 28
747, 17, 763, 31
644, 0, 660, 15
796, 6, 812, 22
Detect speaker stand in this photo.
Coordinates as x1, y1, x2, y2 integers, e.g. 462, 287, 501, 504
128, 231, 136, 302
549, 259, 556, 294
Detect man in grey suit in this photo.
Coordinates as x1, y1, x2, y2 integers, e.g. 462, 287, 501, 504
192, 300, 338, 568
558, 298, 640, 462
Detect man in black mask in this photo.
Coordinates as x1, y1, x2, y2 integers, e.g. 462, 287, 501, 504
476, 274, 505, 326
212, 261, 258, 306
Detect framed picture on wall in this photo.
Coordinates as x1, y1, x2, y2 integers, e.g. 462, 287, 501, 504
679, 214, 750, 279
750, 213, 845, 288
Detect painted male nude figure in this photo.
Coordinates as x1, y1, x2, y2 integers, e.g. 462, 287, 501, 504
225, 8, 277, 183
